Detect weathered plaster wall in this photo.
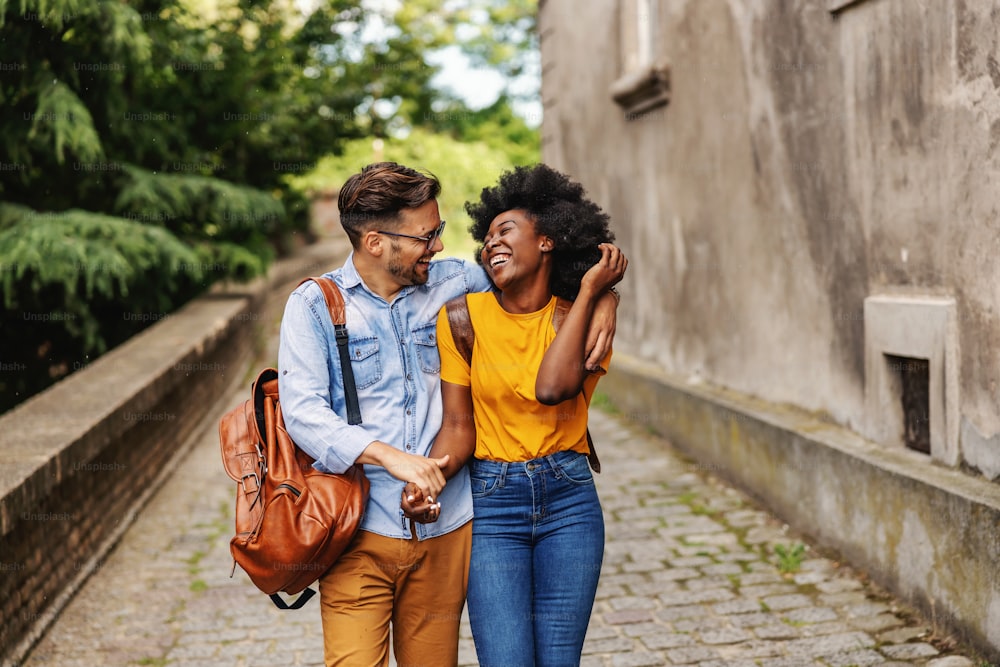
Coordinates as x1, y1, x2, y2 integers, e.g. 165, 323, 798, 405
540, 0, 1000, 476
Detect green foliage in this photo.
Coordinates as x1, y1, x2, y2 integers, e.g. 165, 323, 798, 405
287, 128, 527, 260
0, 205, 201, 312
28, 81, 104, 165
0, 204, 209, 412
193, 240, 270, 284
114, 165, 283, 250
124, 0, 365, 197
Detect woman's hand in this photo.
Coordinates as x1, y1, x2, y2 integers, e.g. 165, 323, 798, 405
580, 243, 627, 298
401, 481, 442, 523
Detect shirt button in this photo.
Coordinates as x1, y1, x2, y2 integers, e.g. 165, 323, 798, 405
406, 373, 412, 380
406, 409, 411, 415
406, 445, 412, 450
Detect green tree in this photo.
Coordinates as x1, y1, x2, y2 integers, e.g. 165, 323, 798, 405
0, 0, 364, 411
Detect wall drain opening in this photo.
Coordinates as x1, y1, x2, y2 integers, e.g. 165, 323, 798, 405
885, 354, 930, 454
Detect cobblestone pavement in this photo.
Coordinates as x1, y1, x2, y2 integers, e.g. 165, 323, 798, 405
20, 345, 987, 665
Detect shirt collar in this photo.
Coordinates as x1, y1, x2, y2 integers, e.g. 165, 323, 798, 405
341, 251, 418, 301
340, 252, 364, 289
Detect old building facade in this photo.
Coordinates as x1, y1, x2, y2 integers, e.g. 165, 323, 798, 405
540, 0, 1000, 656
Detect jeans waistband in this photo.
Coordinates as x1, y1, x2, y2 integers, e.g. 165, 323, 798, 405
469, 449, 585, 478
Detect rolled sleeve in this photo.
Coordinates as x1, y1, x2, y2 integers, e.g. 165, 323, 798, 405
277, 289, 375, 474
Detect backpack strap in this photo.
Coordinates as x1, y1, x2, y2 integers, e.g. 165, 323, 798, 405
444, 294, 602, 473
300, 276, 362, 425
445, 295, 475, 366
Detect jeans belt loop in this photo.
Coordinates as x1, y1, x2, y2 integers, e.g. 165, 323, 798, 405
545, 453, 561, 478
499, 461, 508, 488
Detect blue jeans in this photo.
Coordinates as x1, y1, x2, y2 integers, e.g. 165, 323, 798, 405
467, 450, 604, 667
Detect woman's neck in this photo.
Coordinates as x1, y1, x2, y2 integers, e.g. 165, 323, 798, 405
496, 278, 552, 314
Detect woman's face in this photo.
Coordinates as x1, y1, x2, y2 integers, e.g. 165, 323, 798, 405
480, 208, 552, 290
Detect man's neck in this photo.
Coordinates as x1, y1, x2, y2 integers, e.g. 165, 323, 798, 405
353, 252, 404, 302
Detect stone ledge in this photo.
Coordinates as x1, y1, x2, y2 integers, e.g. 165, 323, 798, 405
601, 352, 1000, 661
0, 240, 346, 538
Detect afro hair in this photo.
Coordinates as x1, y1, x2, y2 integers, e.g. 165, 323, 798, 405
465, 164, 614, 301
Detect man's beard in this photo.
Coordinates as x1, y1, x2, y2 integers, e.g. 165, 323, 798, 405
387, 242, 429, 286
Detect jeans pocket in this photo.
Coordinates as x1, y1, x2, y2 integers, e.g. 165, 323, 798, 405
556, 453, 595, 486
470, 472, 501, 498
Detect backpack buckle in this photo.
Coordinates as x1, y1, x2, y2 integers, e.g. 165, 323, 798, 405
241, 471, 260, 494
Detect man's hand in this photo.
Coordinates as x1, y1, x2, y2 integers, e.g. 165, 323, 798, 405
582, 244, 626, 371
401, 481, 441, 524
357, 441, 449, 500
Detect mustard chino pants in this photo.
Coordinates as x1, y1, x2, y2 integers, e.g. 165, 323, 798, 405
318, 522, 472, 667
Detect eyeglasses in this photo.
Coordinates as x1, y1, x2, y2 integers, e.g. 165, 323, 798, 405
375, 221, 446, 251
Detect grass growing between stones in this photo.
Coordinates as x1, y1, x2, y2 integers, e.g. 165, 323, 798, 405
773, 542, 806, 574
675, 491, 714, 517
133, 658, 168, 666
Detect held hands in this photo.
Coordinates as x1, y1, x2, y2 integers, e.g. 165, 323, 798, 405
390, 450, 445, 524
359, 442, 448, 523
380, 448, 449, 502
580, 243, 628, 297
401, 481, 442, 524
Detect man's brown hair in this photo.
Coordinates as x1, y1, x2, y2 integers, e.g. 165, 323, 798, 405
338, 162, 441, 247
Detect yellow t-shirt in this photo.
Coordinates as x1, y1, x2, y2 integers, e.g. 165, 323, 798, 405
437, 293, 610, 462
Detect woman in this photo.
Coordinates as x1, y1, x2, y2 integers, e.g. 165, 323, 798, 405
407, 164, 626, 666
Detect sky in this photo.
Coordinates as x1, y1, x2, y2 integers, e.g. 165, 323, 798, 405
427, 46, 543, 127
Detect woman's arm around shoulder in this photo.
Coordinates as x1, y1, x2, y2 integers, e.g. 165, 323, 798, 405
535, 244, 627, 405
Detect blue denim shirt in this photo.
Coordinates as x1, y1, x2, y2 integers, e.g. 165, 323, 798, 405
277, 253, 492, 540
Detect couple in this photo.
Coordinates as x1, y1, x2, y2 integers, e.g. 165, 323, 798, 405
278, 161, 627, 667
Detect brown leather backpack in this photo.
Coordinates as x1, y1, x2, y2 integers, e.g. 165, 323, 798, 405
219, 277, 369, 609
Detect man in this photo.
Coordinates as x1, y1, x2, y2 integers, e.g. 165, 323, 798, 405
278, 162, 617, 666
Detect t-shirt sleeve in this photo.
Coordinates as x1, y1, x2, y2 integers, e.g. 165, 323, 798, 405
437, 305, 471, 387
583, 348, 612, 403
589, 347, 613, 377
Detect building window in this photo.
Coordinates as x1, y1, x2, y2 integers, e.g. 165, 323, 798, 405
611, 0, 669, 117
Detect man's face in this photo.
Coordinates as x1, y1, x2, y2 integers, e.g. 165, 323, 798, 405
383, 199, 445, 287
